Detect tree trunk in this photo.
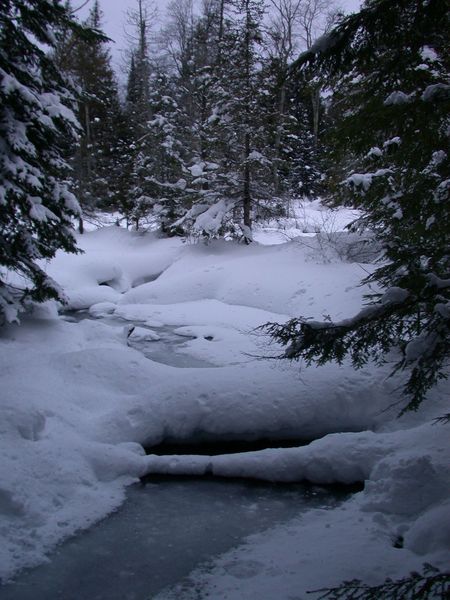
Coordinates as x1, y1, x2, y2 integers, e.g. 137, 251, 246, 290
217, 0, 225, 64
242, 0, 252, 240
243, 132, 251, 231
311, 85, 321, 146
273, 75, 287, 195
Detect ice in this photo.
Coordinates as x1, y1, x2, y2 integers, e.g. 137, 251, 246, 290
0, 480, 348, 600
127, 325, 161, 341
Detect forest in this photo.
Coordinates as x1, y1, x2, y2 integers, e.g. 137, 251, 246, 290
0, 0, 449, 598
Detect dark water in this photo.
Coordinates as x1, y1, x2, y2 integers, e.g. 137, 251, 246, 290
0, 478, 354, 600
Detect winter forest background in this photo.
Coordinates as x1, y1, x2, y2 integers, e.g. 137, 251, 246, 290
0, 0, 449, 598
58, 0, 332, 237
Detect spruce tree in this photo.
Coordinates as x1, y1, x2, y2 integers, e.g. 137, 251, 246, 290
121, 0, 155, 229
174, 0, 276, 241
129, 70, 190, 232
309, 564, 450, 600
218, 0, 270, 240
55, 0, 122, 229
0, 0, 96, 322
267, 0, 450, 411
260, 56, 321, 201
159, 5, 239, 239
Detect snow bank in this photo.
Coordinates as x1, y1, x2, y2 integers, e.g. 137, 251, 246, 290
155, 497, 444, 600
44, 227, 183, 311
119, 239, 371, 320
144, 422, 449, 489
153, 423, 450, 599
0, 286, 400, 581
252, 198, 360, 245
0, 315, 150, 579
1, 209, 449, 592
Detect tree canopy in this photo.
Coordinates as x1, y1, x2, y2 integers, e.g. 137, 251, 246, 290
0, 0, 101, 322
266, 0, 450, 412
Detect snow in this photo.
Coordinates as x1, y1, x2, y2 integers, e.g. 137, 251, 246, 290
366, 146, 382, 158
383, 136, 402, 148
344, 169, 392, 192
384, 91, 414, 106
155, 489, 448, 600
0, 201, 448, 594
46, 227, 182, 310
191, 198, 235, 236
420, 45, 439, 62
127, 325, 161, 341
151, 424, 450, 598
188, 162, 205, 177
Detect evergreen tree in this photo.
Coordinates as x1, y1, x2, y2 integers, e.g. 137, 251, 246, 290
124, 0, 154, 131
0, 0, 97, 322
161, 4, 240, 239
121, 0, 155, 228
219, 0, 270, 240
283, 80, 322, 198
129, 70, 190, 231
260, 56, 321, 201
173, 0, 277, 241
55, 0, 122, 230
309, 564, 449, 600
267, 0, 450, 411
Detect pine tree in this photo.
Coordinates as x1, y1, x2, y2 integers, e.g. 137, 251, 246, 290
121, 0, 156, 229
0, 0, 97, 322
219, 0, 270, 240
174, 0, 276, 241
260, 56, 321, 201
266, 0, 450, 411
55, 0, 123, 230
160, 4, 239, 239
282, 82, 322, 198
129, 70, 190, 232
124, 0, 154, 134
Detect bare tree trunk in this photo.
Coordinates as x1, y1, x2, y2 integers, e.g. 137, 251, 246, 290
217, 0, 225, 63
272, 78, 287, 194
84, 102, 93, 180
242, 0, 252, 239
243, 132, 251, 231
311, 85, 321, 146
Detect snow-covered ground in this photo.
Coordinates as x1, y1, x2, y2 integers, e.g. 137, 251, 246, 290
0, 200, 448, 595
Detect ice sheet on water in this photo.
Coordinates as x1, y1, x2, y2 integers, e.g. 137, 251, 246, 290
0, 479, 349, 600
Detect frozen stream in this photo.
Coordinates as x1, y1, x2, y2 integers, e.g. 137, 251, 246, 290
0, 312, 355, 599
0, 478, 354, 600
62, 310, 214, 369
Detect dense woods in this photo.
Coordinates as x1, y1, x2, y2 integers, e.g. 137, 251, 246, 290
0, 0, 449, 408
56, 0, 329, 237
